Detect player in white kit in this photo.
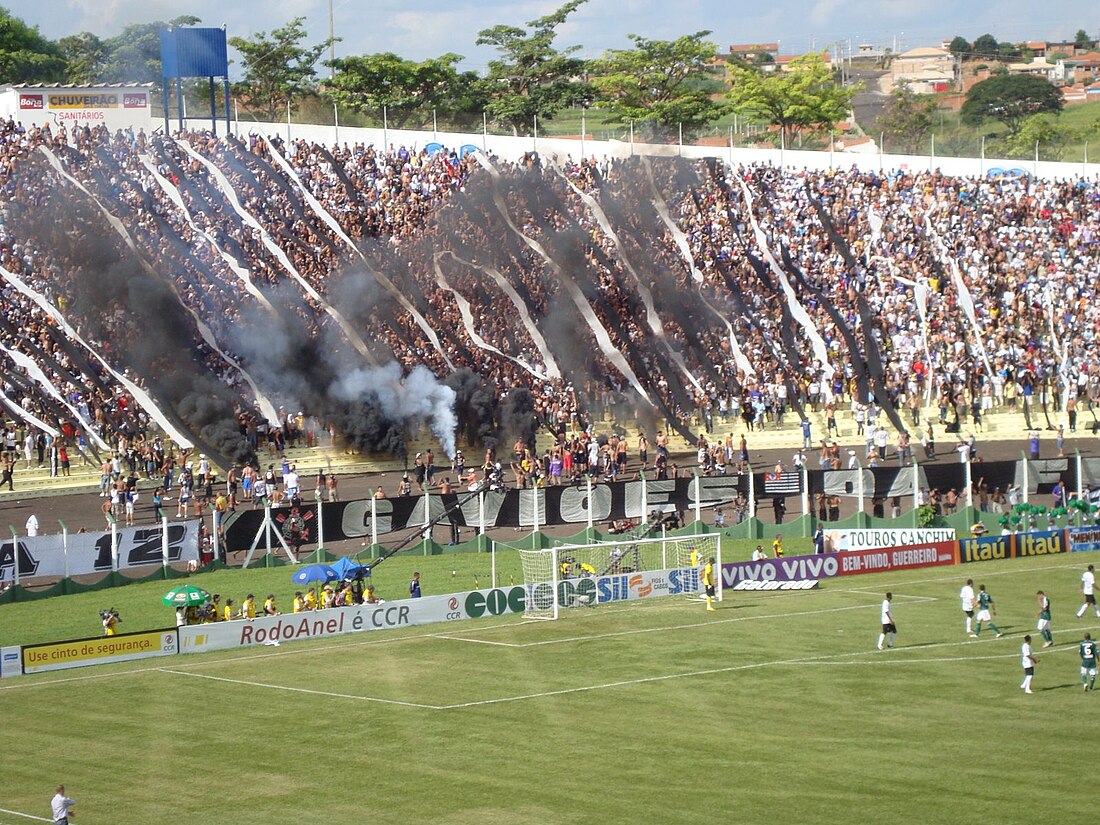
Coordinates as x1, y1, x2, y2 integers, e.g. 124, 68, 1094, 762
877, 593, 896, 650
960, 579, 977, 637
1077, 565, 1100, 619
1020, 635, 1039, 693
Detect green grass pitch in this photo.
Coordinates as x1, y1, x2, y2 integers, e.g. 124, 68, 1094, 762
0, 550, 1095, 824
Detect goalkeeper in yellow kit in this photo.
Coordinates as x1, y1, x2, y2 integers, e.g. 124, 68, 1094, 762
703, 557, 717, 612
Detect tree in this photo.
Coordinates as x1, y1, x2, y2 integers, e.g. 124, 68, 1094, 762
476, 0, 589, 135
961, 73, 1063, 133
998, 42, 1021, 60
878, 84, 939, 153
972, 34, 999, 59
1000, 113, 1079, 160
57, 32, 107, 85
325, 52, 466, 127
0, 7, 66, 83
230, 17, 334, 121
98, 16, 201, 84
590, 32, 726, 132
1075, 29, 1093, 49
948, 36, 970, 57
726, 53, 856, 145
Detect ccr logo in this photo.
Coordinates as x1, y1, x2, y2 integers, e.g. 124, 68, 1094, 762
448, 596, 459, 610
465, 586, 526, 617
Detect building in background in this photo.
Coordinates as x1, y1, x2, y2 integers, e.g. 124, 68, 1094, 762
0, 84, 155, 134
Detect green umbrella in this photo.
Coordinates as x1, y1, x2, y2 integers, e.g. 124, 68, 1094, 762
162, 585, 211, 607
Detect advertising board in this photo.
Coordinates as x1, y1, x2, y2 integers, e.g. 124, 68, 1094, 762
22, 629, 178, 674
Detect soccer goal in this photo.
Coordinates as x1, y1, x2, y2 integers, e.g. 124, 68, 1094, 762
518, 533, 722, 620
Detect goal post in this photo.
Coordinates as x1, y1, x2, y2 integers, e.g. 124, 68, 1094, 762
518, 533, 722, 619
518, 546, 559, 620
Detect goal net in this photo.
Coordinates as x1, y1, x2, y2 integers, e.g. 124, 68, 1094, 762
518, 533, 722, 620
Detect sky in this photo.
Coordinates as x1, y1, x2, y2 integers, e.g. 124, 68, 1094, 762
7, 0, 1096, 75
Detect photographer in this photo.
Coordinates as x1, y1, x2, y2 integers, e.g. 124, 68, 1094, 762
101, 608, 120, 637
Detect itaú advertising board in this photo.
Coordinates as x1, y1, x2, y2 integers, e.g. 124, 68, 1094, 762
837, 541, 957, 576
177, 593, 471, 654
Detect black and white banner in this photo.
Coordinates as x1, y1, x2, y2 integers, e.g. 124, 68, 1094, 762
0, 521, 201, 581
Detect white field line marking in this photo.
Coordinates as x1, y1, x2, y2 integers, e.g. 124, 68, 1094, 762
431, 635, 521, 647
437, 624, 1100, 709
835, 589, 938, 603
507, 599, 927, 648
0, 809, 50, 822
155, 668, 442, 709
0, 620, 524, 692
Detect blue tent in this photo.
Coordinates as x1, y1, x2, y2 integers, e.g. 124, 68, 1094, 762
424, 142, 444, 156
987, 168, 1004, 177
459, 144, 479, 158
291, 564, 338, 585
331, 556, 369, 580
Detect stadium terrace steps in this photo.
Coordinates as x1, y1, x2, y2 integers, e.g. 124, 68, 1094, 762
0, 445, 390, 500
0, 405, 1080, 502
531, 405, 1080, 462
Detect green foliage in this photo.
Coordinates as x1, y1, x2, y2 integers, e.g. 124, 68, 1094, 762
97, 16, 201, 85
997, 42, 1021, 60
1075, 29, 1093, 49
475, 0, 590, 135
56, 32, 107, 85
915, 504, 937, 527
878, 84, 939, 153
0, 6, 66, 83
948, 36, 970, 56
229, 17, 334, 121
961, 73, 1063, 133
590, 31, 726, 131
726, 53, 856, 144
972, 33, 999, 59
326, 52, 470, 127
999, 113, 1080, 160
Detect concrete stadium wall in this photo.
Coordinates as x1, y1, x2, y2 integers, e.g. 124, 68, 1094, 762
234, 119, 1100, 182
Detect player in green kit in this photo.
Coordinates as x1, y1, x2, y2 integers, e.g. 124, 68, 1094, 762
1080, 632, 1098, 691
974, 584, 1003, 638
1036, 590, 1054, 647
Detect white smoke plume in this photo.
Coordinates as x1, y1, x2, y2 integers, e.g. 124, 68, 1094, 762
331, 363, 458, 457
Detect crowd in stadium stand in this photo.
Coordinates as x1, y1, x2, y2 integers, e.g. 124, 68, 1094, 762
1, 114, 1097, 491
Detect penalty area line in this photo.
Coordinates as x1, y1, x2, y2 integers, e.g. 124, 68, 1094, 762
155, 668, 442, 709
